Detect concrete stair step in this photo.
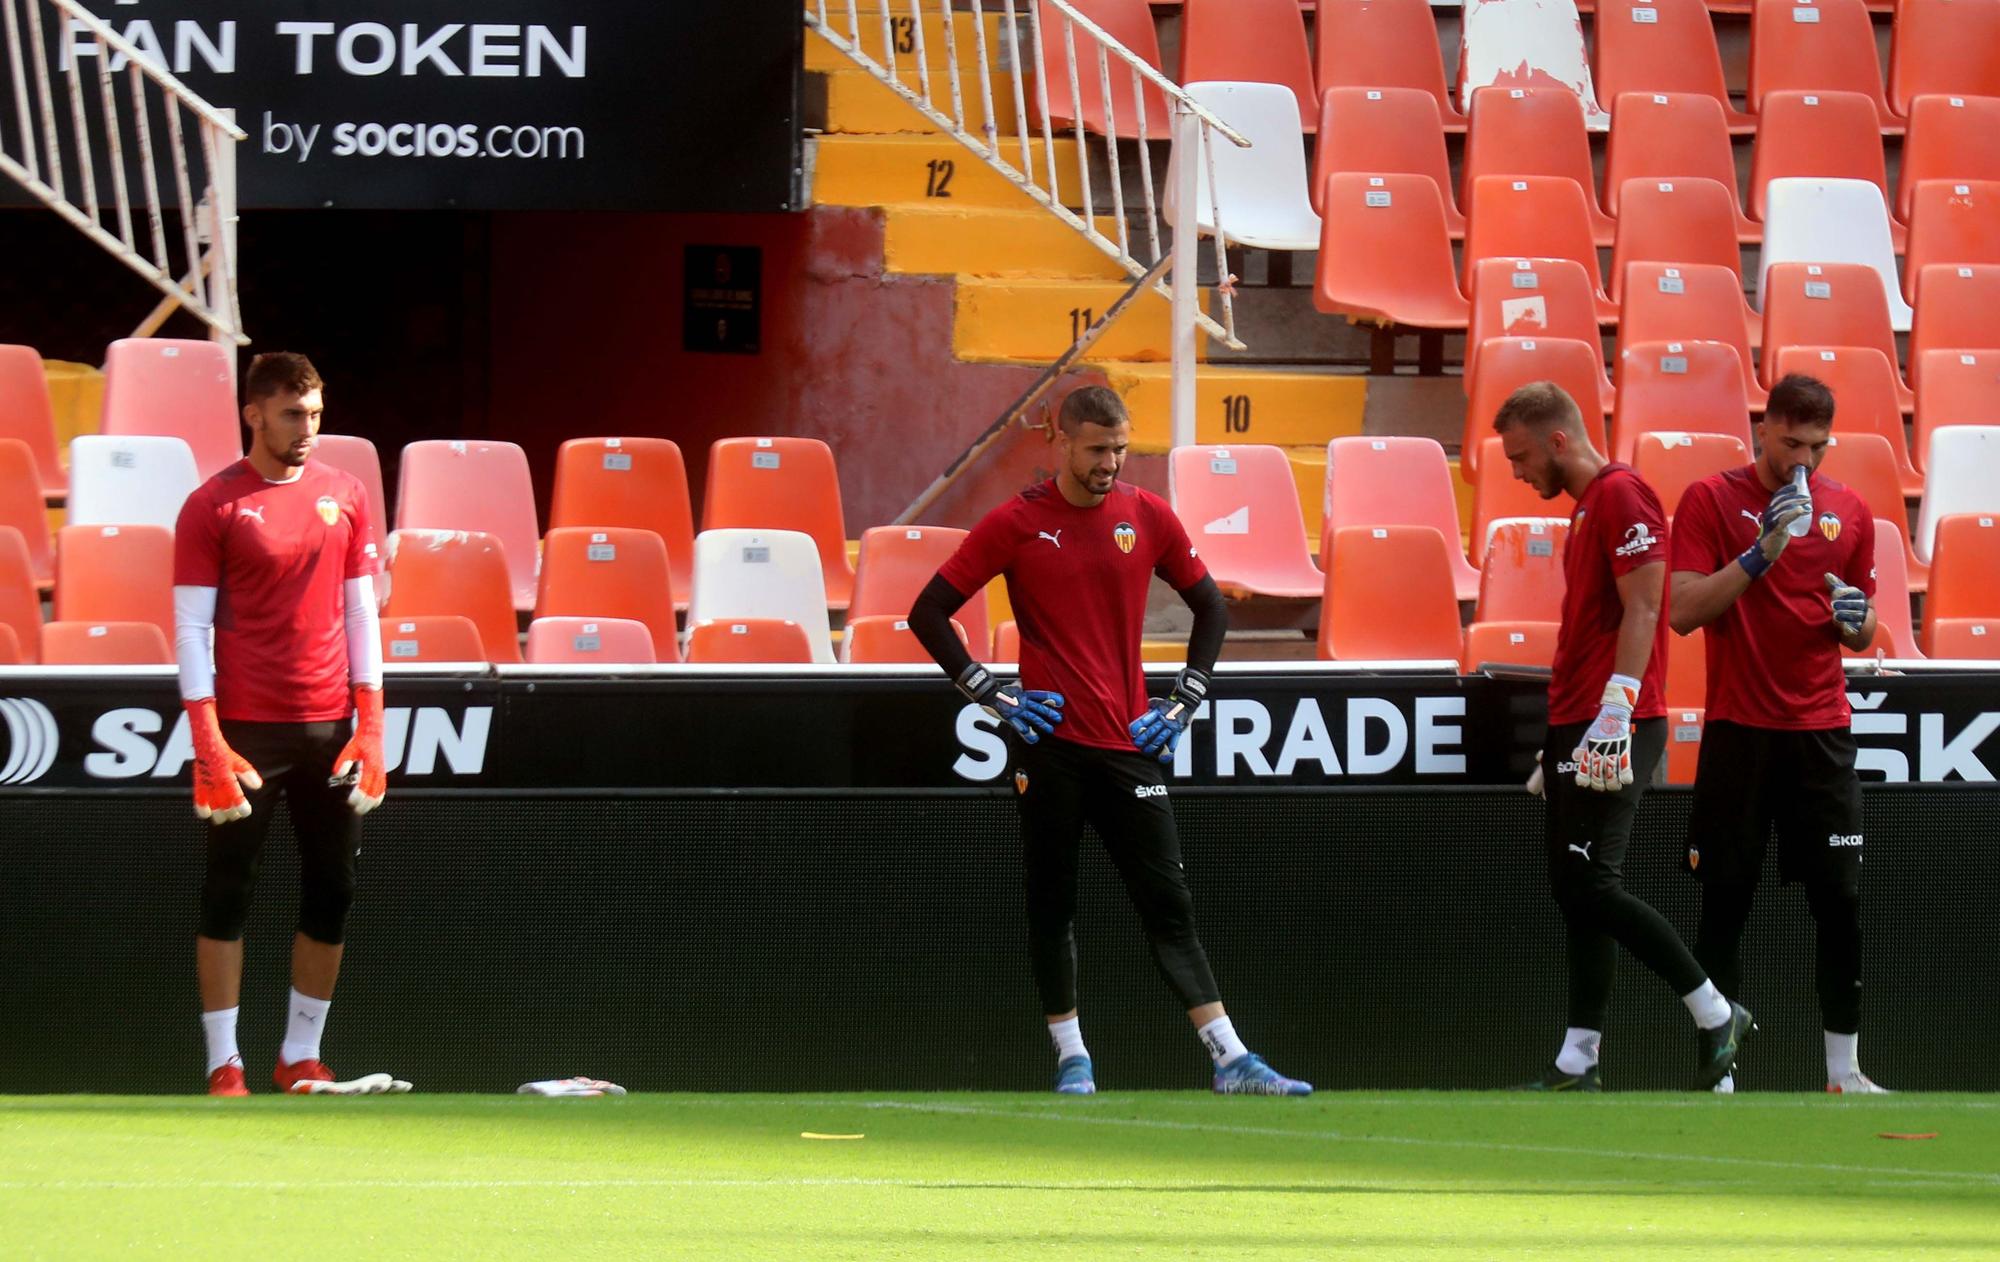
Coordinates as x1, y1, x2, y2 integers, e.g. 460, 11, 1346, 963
812, 134, 1082, 210
953, 276, 1197, 364
817, 63, 1029, 137
883, 205, 1128, 279
1103, 364, 1367, 453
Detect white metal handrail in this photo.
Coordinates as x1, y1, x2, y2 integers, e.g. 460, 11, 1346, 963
0, 0, 246, 346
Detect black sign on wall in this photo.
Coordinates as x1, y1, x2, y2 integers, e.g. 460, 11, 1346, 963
683, 245, 763, 354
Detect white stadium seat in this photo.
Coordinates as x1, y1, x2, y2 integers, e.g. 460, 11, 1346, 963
1169, 82, 1323, 251
686, 528, 836, 663
1915, 427, 2000, 564
66, 435, 201, 531
1758, 177, 1915, 331
1458, 0, 1609, 130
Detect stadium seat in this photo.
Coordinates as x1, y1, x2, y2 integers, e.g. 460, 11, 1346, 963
0, 526, 42, 662
1664, 707, 1705, 784
1602, 99, 1757, 240
396, 439, 541, 612
1177, 0, 1317, 131
1921, 513, 2000, 652
1031, 0, 1170, 139
1760, 263, 1912, 403
1909, 266, 2000, 405
1611, 341, 1757, 464
684, 617, 817, 664
992, 619, 1020, 661
380, 615, 488, 664
1469, 437, 1578, 558
1462, 339, 1611, 485
0, 621, 18, 664
1758, 180, 1916, 332
1914, 350, 2000, 472
1608, 179, 1754, 315
842, 613, 967, 663
1460, 620, 1561, 673
524, 616, 657, 666
1904, 181, 2000, 307
1315, 0, 1466, 131
1749, 92, 1902, 247
703, 437, 855, 610
1925, 617, 2000, 658
1666, 625, 1707, 710
66, 435, 201, 532
1323, 436, 1482, 600
1887, 0, 2000, 117
53, 523, 173, 642
1914, 426, 2000, 563
1897, 95, 2000, 224
1313, 174, 1469, 328
1466, 259, 1615, 410
1475, 518, 1570, 623
1772, 347, 1923, 495
0, 345, 67, 497
1817, 433, 1928, 588
1843, 516, 1924, 658
1618, 262, 1766, 407
549, 437, 697, 611
379, 529, 523, 664
851, 525, 982, 647
1312, 88, 1463, 233
1593, 0, 1757, 131
686, 528, 836, 663
1170, 82, 1321, 251
534, 527, 681, 664
99, 338, 241, 480
1748, 0, 1901, 128
0, 439, 53, 588
40, 620, 172, 665
1317, 525, 1465, 660
1169, 445, 1322, 598
1462, 87, 1616, 246
1464, 177, 1616, 317
1458, 0, 1610, 130
1632, 430, 1750, 518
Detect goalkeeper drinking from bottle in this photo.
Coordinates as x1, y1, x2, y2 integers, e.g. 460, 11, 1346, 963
909, 386, 1310, 1096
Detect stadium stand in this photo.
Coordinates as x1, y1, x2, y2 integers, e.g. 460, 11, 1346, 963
684, 618, 818, 664
843, 614, 968, 663
1323, 436, 1481, 601
1909, 266, 2000, 404
1602, 104, 1757, 242
535, 527, 680, 664
1468, 437, 1577, 561
1772, 347, 1923, 495
99, 338, 241, 480
53, 523, 173, 642
1903, 181, 2000, 306
1749, 92, 1903, 247
687, 529, 836, 663
1311, 88, 1464, 233
524, 617, 658, 666
1592, 0, 1757, 131
1926, 617, 2000, 659
1759, 262, 1912, 402
1168, 445, 1321, 598
549, 437, 698, 612
0, 527, 42, 663
1914, 426, 2000, 563
1842, 517, 1923, 659
1887, 0, 2000, 116
1318, 525, 1464, 661
1460, 620, 1560, 673
1897, 95, 2000, 223
851, 525, 983, 646
1462, 87, 1616, 245
1314, 0, 1467, 131
396, 439, 542, 612
1758, 181, 1916, 332
1617, 262, 1764, 407
1172, 82, 1321, 251
703, 437, 855, 610
1457, 0, 1609, 130
40, 621, 172, 666
1631, 431, 1750, 518
1914, 350, 2000, 470
0, 345, 67, 498
380, 530, 524, 664
1313, 173, 1469, 328
1465, 259, 1616, 412
1463, 176, 1617, 318
1610, 341, 1756, 464
1177, 0, 1317, 131
1474, 519, 1570, 624
1462, 339, 1612, 486
1030, 0, 1171, 138
65, 435, 201, 532
1817, 433, 1929, 589
381, 615, 489, 664
1922, 513, 2000, 654
0, 439, 53, 587
1748, 0, 1901, 128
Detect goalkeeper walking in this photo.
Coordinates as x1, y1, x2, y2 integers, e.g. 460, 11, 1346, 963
909, 386, 1309, 1096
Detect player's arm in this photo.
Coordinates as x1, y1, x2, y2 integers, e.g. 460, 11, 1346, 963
1129, 518, 1227, 761
1574, 561, 1663, 792
910, 574, 1064, 742
1668, 479, 1811, 634
171, 492, 263, 822
332, 575, 387, 814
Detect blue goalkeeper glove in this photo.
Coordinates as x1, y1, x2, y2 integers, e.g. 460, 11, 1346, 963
955, 663, 1064, 743
1825, 572, 1869, 635
1129, 667, 1210, 762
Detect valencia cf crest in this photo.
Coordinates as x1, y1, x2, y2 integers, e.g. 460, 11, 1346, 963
1014, 770, 1029, 795
316, 495, 340, 526
1687, 846, 1701, 872
1817, 512, 1842, 542
1113, 522, 1136, 554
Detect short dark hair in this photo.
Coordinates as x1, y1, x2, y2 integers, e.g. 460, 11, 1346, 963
243, 351, 324, 404
1057, 385, 1128, 435
1765, 373, 1835, 428
1491, 381, 1583, 436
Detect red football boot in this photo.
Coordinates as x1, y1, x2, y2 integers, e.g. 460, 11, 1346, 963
207, 1062, 250, 1097
273, 1057, 335, 1094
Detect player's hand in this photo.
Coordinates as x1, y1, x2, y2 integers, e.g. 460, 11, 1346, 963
1753, 479, 1812, 564
185, 698, 261, 824
1129, 667, 1210, 762
1573, 676, 1640, 792
1825, 572, 1869, 636
956, 663, 1064, 743
332, 686, 387, 814
1526, 750, 1546, 799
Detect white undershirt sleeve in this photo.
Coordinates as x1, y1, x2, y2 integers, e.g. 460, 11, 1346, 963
173, 585, 219, 702
345, 575, 383, 689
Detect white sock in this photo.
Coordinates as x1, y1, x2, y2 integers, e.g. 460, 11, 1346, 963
1825, 1031, 1859, 1082
1683, 980, 1732, 1030
279, 989, 331, 1067
1555, 1027, 1602, 1074
1196, 1015, 1250, 1068
201, 1007, 241, 1075
1047, 1016, 1087, 1063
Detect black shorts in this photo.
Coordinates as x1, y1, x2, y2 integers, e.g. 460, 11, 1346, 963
203, 720, 362, 933
1685, 720, 1864, 891
1542, 717, 1668, 881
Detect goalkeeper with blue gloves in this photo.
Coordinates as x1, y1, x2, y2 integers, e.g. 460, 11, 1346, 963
909, 385, 1309, 1097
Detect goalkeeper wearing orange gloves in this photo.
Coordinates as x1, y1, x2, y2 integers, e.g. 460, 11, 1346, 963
173, 352, 402, 1097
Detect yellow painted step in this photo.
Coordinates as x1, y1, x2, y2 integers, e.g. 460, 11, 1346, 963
821, 63, 1028, 137
813, 134, 1080, 210
43, 360, 102, 451
954, 277, 1201, 363
806, 8, 1023, 75
1104, 365, 1368, 452
1285, 447, 1326, 552
883, 205, 1127, 279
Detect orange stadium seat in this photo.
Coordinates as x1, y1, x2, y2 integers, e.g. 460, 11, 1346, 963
1632, 430, 1749, 518
1468, 437, 1578, 560
0, 439, 54, 588
1464, 176, 1616, 317
1314, 174, 1469, 328
1032, 0, 1171, 139
1922, 513, 2000, 651
1608, 179, 1754, 317
842, 614, 966, 664
1904, 181, 2000, 307
1887, 0, 2000, 117
1466, 259, 1615, 411
0, 622, 18, 665
1749, 91, 1901, 246
1462, 339, 1611, 485
380, 615, 488, 664
1843, 516, 1924, 658
1324, 436, 1481, 600
992, 619, 1020, 661
1168, 445, 1322, 598
1318, 525, 1464, 661
1462, 87, 1616, 246
311, 433, 388, 571
1748, 0, 1901, 129
1897, 95, 2000, 224
1909, 266, 2000, 406
1772, 347, 1923, 495
1593, 0, 1756, 131
703, 437, 855, 609
850, 525, 984, 647
1315, 0, 1466, 131
549, 437, 697, 611
1818, 435, 1927, 591
380, 529, 523, 664
1914, 350, 2000, 471
535, 527, 680, 664
1618, 262, 1766, 407
524, 616, 657, 666
1460, 620, 1561, 673
684, 618, 816, 664
1611, 341, 1756, 464
1603, 99, 1756, 240
1664, 707, 1706, 784
1926, 618, 2000, 658
396, 439, 542, 612
1178, 0, 1317, 131
1760, 263, 1911, 405
1312, 88, 1463, 234
53, 523, 172, 642
99, 338, 241, 480
40, 620, 171, 665
0, 345, 67, 497
1475, 519, 1570, 623
1666, 625, 1707, 710
0, 526, 42, 662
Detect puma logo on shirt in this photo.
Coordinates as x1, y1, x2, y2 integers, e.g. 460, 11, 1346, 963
1038, 530, 1063, 549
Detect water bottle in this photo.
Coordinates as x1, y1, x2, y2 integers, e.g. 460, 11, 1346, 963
1786, 464, 1813, 538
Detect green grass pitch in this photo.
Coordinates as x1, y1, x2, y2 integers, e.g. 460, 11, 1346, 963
4, 1093, 1996, 1259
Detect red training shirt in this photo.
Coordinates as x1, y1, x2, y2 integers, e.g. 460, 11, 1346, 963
1550, 463, 1671, 725
174, 459, 380, 723
938, 479, 1208, 751
1669, 465, 1875, 729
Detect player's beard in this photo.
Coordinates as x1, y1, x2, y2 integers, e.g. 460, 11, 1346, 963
269, 435, 310, 467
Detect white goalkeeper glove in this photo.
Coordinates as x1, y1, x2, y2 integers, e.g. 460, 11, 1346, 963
1574, 675, 1640, 792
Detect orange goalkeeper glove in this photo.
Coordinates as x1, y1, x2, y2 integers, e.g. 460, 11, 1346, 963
185, 698, 262, 824
332, 686, 387, 815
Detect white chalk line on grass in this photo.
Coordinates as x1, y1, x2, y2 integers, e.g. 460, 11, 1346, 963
858, 1101, 2000, 1186
0, 1174, 1721, 1193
